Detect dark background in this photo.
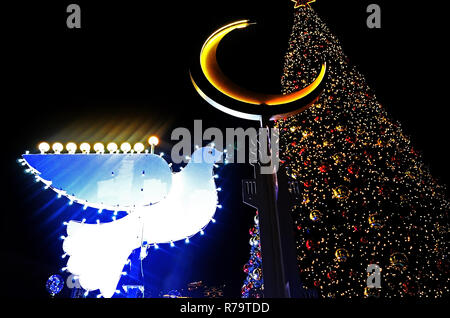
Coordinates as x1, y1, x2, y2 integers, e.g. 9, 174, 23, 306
2, 0, 448, 298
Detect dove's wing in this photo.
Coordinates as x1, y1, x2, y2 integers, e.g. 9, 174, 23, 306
141, 162, 219, 244
63, 213, 142, 298
22, 153, 172, 211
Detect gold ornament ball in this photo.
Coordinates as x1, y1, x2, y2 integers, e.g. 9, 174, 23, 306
333, 186, 350, 200
332, 152, 345, 164
368, 214, 383, 229
302, 129, 312, 138
356, 126, 366, 135
364, 287, 380, 298
336, 125, 346, 132
335, 248, 349, 262
302, 195, 310, 205
390, 252, 408, 271
309, 210, 322, 222
252, 268, 262, 281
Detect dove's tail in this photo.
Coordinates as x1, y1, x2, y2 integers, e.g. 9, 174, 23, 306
62, 215, 141, 298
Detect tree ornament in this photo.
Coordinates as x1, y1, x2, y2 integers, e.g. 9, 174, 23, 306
306, 240, 316, 250
319, 164, 329, 173
327, 271, 337, 280
332, 153, 345, 164
302, 129, 313, 138
249, 235, 260, 247
390, 252, 408, 271
332, 186, 350, 200
356, 126, 366, 135
252, 268, 262, 281
309, 209, 322, 221
336, 125, 346, 132
402, 280, 418, 296
46, 274, 64, 296
368, 214, 383, 229
302, 195, 310, 205
345, 136, 357, 144
347, 164, 360, 176
364, 287, 381, 298
335, 248, 349, 262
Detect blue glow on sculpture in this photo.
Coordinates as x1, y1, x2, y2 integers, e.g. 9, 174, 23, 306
22, 153, 172, 211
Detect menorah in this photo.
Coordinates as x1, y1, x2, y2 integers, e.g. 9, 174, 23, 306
19, 137, 224, 298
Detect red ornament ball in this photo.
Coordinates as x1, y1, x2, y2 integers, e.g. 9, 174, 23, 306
347, 164, 360, 175
327, 271, 337, 280
319, 164, 329, 173
306, 240, 316, 250
402, 281, 418, 296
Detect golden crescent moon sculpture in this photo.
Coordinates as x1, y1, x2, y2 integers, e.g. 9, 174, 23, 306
200, 20, 327, 106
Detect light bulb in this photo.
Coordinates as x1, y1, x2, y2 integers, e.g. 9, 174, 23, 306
120, 142, 132, 153
148, 136, 159, 154
80, 142, 91, 153
148, 136, 159, 146
93, 143, 105, 154
66, 142, 77, 154
107, 142, 118, 153
133, 142, 145, 153
52, 142, 63, 154
38, 142, 50, 154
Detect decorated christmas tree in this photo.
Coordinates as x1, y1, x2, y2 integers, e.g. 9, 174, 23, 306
243, 4, 449, 299
241, 211, 264, 298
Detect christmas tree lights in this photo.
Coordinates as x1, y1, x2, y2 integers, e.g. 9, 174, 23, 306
243, 6, 448, 299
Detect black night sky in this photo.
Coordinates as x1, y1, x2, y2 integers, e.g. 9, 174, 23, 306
2, 0, 448, 299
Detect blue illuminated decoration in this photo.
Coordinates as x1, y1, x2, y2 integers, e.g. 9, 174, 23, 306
20, 143, 223, 298
46, 274, 64, 296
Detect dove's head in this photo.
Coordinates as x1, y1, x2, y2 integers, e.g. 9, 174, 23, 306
191, 146, 223, 164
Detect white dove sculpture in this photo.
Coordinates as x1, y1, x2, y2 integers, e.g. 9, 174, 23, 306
20, 145, 223, 298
